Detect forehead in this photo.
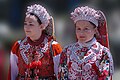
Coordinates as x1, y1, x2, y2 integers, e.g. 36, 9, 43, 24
76, 20, 94, 28
25, 14, 38, 22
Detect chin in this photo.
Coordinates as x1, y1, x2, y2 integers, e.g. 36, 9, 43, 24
79, 40, 86, 43
79, 38, 85, 41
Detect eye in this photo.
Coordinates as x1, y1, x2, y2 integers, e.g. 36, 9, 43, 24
29, 23, 34, 26
85, 27, 90, 30
77, 28, 81, 30
84, 27, 93, 32
84, 28, 90, 31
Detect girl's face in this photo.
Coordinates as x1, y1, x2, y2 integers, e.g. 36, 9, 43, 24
76, 20, 97, 43
24, 14, 44, 41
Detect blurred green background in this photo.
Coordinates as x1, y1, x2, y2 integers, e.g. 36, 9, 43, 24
0, 0, 120, 80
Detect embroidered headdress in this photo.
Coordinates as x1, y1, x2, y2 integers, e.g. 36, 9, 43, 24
71, 6, 100, 27
26, 4, 51, 28
26, 4, 55, 37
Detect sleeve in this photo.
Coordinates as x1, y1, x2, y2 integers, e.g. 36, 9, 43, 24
51, 41, 62, 77
98, 47, 114, 80
58, 47, 68, 80
8, 41, 20, 80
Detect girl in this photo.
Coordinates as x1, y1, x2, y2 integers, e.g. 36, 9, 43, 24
8, 4, 62, 80
58, 6, 114, 80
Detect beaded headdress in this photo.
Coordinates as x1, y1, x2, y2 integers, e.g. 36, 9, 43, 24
26, 4, 51, 28
71, 6, 100, 27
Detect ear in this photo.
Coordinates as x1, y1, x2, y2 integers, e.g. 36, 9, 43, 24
94, 27, 97, 33
39, 24, 46, 30
94, 27, 100, 37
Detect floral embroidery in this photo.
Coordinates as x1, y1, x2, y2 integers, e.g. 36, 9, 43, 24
58, 39, 114, 80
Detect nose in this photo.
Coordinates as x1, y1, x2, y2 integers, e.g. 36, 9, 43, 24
79, 30, 85, 34
80, 30, 84, 33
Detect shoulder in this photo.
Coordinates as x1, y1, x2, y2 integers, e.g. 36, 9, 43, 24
11, 40, 21, 54
52, 41, 59, 45
62, 42, 76, 54
97, 42, 110, 53
12, 40, 21, 50
64, 42, 76, 50
52, 41, 62, 50
51, 41, 62, 56
102, 46, 112, 58
97, 42, 112, 58
52, 41, 62, 48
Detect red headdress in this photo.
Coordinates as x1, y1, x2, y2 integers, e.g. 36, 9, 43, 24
96, 10, 109, 48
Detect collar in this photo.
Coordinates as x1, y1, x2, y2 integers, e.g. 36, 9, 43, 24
27, 34, 46, 46
77, 37, 97, 48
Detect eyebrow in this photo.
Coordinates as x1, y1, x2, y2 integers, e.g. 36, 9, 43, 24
24, 21, 33, 23
76, 26, 90, 28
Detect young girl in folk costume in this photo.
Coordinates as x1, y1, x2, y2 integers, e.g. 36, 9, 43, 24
8, 4, 62, 80
58, 6, 114, 80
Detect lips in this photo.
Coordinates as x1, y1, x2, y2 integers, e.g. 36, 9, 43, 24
79, 36, 85, 38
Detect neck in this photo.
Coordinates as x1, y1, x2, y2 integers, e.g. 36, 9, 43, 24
30, 33, 42, 42
78, 37, 96, 47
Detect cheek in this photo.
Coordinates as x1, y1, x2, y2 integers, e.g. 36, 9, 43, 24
24, 27, 28, 33
24, 26, 26, 30
32, 27, 41, 34
76, 32, 85, 39
91, 31, 95, 36
76, 31, 79, 37
86, 32, 95, 39
30, 29, 36, 34
76, 31, 85, 36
